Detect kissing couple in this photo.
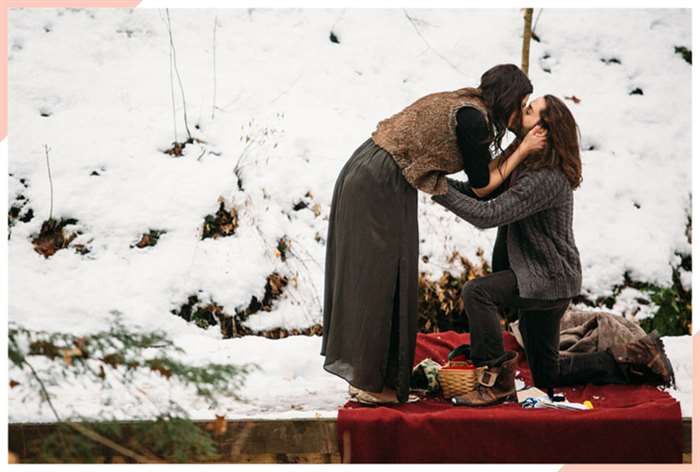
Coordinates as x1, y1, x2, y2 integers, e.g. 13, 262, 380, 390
321, 64, 675, 406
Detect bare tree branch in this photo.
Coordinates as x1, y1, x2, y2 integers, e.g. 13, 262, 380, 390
22, 357, 161, 463
533, 8, 544, 36
403, 9, 467, 78
211, 15, 218, 120
165, 9, 192, 140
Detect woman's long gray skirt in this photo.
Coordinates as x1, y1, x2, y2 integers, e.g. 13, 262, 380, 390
321, 137, 418, 403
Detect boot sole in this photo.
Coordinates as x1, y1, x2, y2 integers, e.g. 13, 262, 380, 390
350, 392, 420, 406
452, 392, 518, 407
649, 330, 677, 389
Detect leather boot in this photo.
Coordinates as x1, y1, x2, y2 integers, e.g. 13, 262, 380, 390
452, 351, 519, 407
606, 330, 676, 388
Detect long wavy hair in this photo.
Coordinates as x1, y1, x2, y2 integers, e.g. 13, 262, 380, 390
523, 95, 583, 189
477, 64, 533, 153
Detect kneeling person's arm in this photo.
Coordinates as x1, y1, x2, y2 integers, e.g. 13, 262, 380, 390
432, 169, 566, 229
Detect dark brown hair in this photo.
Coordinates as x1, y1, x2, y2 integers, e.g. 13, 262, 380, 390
478, 64, 533, 153
523, 95, 583, 189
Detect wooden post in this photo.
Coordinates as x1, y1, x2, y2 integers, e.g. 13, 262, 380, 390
521, 8, 534, 76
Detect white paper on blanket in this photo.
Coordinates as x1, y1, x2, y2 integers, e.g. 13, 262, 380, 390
536, 399, 591, 411
520, 395, 591, 411
517, 386, 547, 403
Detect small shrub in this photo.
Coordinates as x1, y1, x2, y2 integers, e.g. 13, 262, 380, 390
417, 250, 490, 333
276, 236, 290, 262
31, 217, 84, 257
236, 272, 288, 319
163, 137, 207, 158
131, 229, 166, 249
171, 273, 312, 340
201, 199, 238, 240
573, 254, 692, 336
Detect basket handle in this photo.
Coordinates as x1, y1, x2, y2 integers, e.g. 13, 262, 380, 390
447, 343, 472, 361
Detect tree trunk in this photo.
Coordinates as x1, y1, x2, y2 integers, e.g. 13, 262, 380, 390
521, 8, 534, 76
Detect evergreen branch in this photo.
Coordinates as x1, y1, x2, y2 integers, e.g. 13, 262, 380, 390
21, 356, 159, 463
10, 316, 252, 461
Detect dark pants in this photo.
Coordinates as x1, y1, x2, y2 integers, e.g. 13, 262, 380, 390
462, 270, 629, 390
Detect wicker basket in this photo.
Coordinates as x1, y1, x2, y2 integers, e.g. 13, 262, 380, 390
438, 362, 484, 399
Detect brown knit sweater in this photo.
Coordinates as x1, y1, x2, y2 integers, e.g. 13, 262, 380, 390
371, 87, 490, 195
432, 166, 582, 300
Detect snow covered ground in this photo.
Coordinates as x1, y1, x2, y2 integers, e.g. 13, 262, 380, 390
7, 7, 692, 421
7, 329, 692, 423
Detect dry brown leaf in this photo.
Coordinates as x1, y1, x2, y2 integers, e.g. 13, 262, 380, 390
136, 234, 151, 248
61, 346, 83, 366
268, 274, 285, 294
205, 414, 228, 436
74, 336, 88, 351
150, 364, 172, 379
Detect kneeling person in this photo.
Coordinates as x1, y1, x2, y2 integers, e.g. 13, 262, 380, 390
432, 95, 675, 406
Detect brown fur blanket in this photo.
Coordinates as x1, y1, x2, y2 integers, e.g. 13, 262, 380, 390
509, 308, 646, 353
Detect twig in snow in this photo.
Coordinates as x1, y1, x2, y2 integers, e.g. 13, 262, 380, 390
286, 242, 323, 316
165, 9, 192, 140
43, 144, 54, 221
22, 357, 63, 422
216, 92, 244, 113
158, 10, 178, 142
330, 8, 346, 31
533, 8, 543, 36
403, 9, 467, 78
269, 71, 304, 105
168, 26, 177, 142
211, 15, 218, 120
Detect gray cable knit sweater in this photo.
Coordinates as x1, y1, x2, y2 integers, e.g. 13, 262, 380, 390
432, 166, 582, 300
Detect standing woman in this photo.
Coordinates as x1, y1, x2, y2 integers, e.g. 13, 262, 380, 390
321, 64, 544, 404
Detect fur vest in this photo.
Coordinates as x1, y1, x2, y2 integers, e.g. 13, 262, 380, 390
371, 87, 490, 195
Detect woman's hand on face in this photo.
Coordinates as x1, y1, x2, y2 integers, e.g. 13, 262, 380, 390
521, 125, 547, 155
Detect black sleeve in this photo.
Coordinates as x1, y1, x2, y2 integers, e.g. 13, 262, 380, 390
456, 106, 492, 189
449, 175, 510, 202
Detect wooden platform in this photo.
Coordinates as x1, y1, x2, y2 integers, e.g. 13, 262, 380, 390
8, 417, 692, 463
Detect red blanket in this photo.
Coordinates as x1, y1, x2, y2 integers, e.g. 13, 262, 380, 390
337, 331, 682, 463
